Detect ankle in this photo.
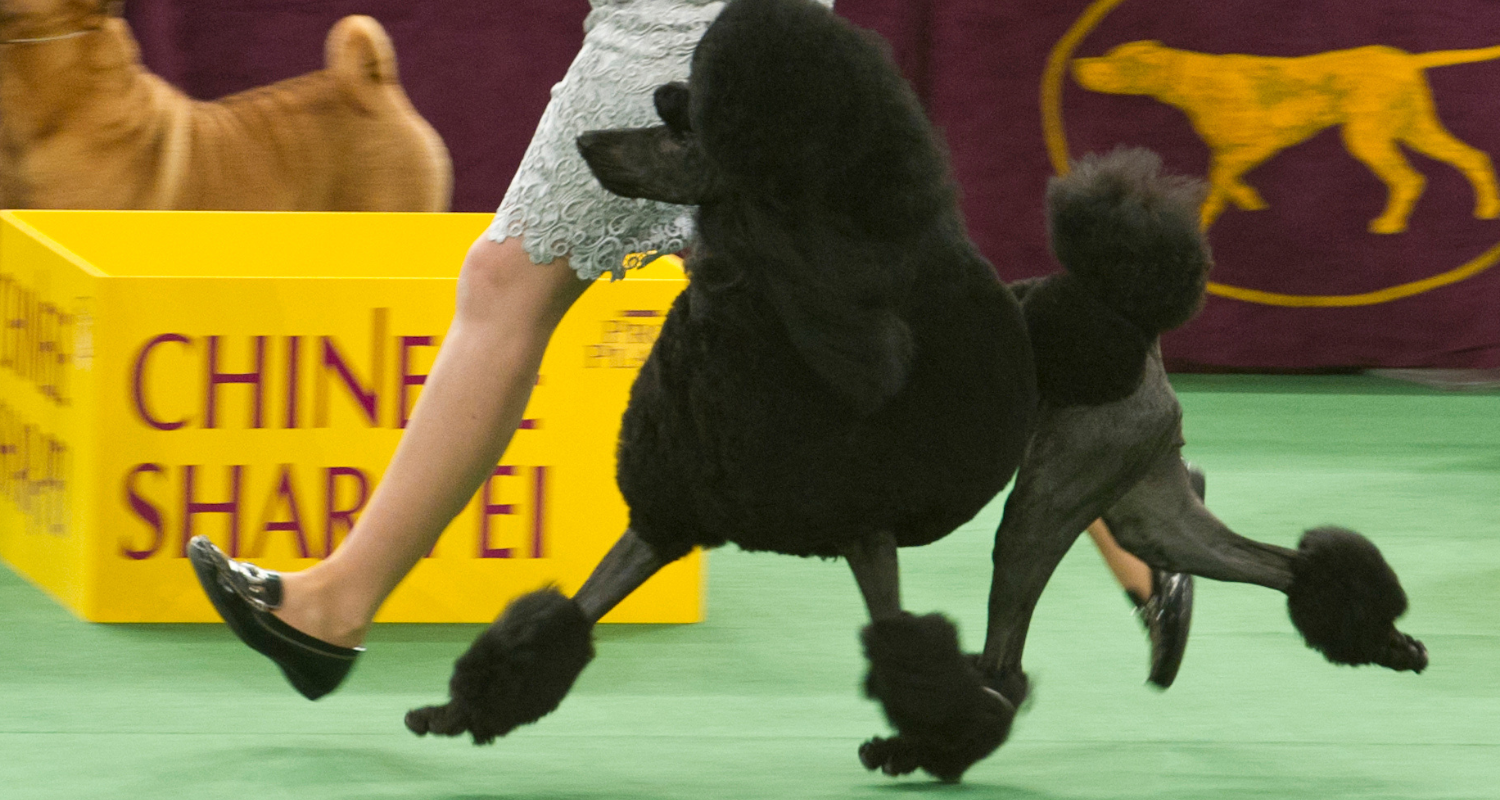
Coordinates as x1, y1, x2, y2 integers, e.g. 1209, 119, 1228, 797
274, 569, 371, 648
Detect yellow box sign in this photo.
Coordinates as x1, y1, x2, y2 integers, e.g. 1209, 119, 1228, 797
0, 210, 700, 623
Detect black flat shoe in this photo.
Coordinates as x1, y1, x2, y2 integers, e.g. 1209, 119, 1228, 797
187, 536, 361, 700
1137, 570, 1193, 689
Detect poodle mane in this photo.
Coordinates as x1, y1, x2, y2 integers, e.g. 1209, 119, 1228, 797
686, 0, 960, 414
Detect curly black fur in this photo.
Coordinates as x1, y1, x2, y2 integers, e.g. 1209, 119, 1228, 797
859, 614, 1015, 782
582, 0, 1034, 560
1023, 273, 1152, 406
572, 0, 1034, 776
1046, 147, 1212, 334
405, 588, 595, 744
1022, 147, 1211, 407
859, 658, 1030, 779
686, 0, 962, 413
1286, 527, 1428, 672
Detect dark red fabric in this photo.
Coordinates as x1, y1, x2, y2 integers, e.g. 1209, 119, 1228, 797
123, 0, 1500, 370
124, 0, 589, 215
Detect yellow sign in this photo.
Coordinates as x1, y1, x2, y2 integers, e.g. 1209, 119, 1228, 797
0, 210, 701, 623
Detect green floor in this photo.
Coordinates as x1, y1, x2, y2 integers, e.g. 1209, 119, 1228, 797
3, 375, 1497, 799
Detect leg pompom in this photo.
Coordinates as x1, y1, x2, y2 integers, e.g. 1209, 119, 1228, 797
858, 613, 1015, 782
1286, 527, 1427, 672
405, 587, 595, 744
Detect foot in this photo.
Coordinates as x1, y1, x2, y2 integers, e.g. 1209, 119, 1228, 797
857, 615, 1014, 782
406, 588, 595, 744
859, 663, 1030, 781
187, 536, 362, 700
271, 570, 369, 650
1132, 570, 1194, 689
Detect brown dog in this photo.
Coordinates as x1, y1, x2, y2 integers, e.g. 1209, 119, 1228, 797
1074, 40, 1500, 233
0, 0, 451, 211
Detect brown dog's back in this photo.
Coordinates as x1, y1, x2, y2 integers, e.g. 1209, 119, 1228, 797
0, 14, 451, 211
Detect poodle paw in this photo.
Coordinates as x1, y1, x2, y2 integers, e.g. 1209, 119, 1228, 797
860, 615, 1018, 782
405, 702, 496, 744
970, 657, 1031, 711
1287, 527, 1426, 671
858, 736, 923, 778
1375, 629, 1428, 673
405, 588, 594, 745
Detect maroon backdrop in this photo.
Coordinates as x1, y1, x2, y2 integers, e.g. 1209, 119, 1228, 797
123, 0, 1500, 371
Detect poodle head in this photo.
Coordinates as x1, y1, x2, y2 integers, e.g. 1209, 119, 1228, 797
687, 0, 952, 236
579, 0, 955, 415
581, 0, 951, 235
577, 82, 718, 207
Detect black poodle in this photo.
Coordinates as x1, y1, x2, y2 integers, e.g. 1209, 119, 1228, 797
405, 0, 1428, 782
857, 147, 1430, 779
405, 0, 1037, 778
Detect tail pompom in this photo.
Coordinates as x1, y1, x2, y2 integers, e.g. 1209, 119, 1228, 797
405, 587, 595, 744
1286, 527, 1428, 673
860, 613, 1014, 782
1046, 147, 1211, 333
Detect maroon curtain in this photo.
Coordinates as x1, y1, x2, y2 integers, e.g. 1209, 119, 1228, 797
123, 0, 1500, 371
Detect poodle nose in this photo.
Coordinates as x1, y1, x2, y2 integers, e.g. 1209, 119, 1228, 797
576, 130, 608, 158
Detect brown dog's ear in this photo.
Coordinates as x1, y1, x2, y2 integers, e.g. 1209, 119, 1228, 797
326, 14, 399, 112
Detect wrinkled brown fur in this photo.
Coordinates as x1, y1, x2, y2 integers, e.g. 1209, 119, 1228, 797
0, 0, 450, 210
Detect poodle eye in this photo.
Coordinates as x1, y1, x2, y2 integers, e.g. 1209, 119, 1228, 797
654, 83, 693, 134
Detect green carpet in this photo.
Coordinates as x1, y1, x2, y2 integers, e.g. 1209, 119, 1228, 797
3, 375, 1496, 799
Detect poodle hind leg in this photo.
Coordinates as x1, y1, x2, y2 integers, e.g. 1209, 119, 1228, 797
977, 454, 1131, 705
846, 532, 1011, 783
405, 528, 674, 743
1104, 454, 1427, 673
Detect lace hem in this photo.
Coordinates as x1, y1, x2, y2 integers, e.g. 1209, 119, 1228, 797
487, 0, 833, 281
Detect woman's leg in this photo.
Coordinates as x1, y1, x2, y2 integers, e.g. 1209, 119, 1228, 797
271, 235, 591, 647
1087, 519, 1154, 602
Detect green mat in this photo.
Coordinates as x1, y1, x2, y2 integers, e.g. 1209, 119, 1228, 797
3, 375, 1496, 799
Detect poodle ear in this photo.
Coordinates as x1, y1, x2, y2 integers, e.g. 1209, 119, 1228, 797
772, 288, 914, 416
654, 83, 692, 133
734, 204, 916, 415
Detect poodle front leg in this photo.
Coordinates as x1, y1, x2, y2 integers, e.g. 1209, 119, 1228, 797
843, 530, 902, 621
405, 528, 674, 744
847, 532, 1011, 783
573, 527, 676, 623
1103, 454, 1428, 672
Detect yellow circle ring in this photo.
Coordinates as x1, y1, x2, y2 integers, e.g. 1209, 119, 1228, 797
1041, 0, 1500, 307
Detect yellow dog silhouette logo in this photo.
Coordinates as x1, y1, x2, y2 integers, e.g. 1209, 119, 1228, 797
1073, 40, 1500, 233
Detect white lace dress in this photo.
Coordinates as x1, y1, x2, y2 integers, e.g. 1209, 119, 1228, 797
486, 0, 835, 281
